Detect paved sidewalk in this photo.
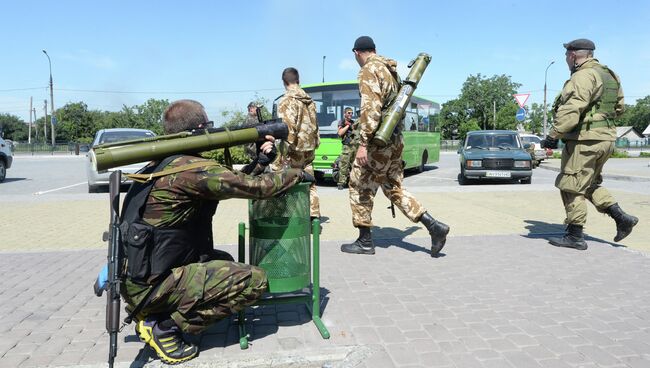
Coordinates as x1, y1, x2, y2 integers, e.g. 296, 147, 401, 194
539, 158, 650, 182
1, 235, 650, 367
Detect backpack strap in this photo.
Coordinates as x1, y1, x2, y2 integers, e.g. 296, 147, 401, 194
124, 160, 222, 183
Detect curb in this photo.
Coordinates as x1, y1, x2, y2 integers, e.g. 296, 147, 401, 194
537, 163, 650, 182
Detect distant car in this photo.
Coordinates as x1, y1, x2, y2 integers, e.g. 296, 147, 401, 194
86, 128, 156, 192
519, 133, 552, 167
0, 136, 14, 183
458, 130, 533, 185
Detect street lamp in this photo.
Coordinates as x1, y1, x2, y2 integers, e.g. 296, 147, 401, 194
42, 50, 55, 145
542, 60, 555, 137
322, 55, 326, 83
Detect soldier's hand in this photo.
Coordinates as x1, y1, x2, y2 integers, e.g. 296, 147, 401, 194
540, 136, 559, 149
257, 136, 277, 166
301, 171, 316, 183
356, 145, 368, 167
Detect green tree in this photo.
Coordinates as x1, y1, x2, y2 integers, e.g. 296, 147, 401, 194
0, 113, 28, 141
459, 74, 522, 129
439, 98, 470, 139
457, 119, 481, 140
619, 95, 650, 133
56, 102, 96, 142
220, 96, 272, 129
494, 102, 519, 130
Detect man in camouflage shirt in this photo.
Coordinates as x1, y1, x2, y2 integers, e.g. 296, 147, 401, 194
271, 67, 321, 220
541, 39, 638, 250
337, 107, 359, 189
341, 36, 450, 257
121, 100, 306, 364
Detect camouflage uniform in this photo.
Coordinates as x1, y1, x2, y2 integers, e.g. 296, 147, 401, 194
549, 58, 623, 226
350, 55, 425, 227
271, 84, 321, 217
337, 117, 359, 186
122, 156, 302, 334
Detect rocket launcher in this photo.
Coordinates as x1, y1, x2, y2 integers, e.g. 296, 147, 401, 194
91, 119, 288, 171
371, 53, 432, 147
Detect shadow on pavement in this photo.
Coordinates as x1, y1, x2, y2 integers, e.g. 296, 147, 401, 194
522, 219, 626, 248
2, 177, 28, 183
373, 225, 445, 257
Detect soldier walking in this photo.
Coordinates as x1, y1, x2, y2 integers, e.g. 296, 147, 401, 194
337, 107, 359, 189
541, 39, 638, 250
341, 36, 449, 257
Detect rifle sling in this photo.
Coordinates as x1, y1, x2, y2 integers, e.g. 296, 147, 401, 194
125, 161, 222, 183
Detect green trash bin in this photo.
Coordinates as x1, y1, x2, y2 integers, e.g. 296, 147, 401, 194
248, 182, 311, 293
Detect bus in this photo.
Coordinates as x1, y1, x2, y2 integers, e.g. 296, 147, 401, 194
296, 80, 441, 180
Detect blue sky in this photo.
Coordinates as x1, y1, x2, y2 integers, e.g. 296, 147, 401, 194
2, 0, 649, 124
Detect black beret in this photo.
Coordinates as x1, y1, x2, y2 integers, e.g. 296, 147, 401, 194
353, 36, 376, 51
563, 39, 595, 51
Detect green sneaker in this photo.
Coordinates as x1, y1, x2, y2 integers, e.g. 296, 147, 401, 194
137, 320, 198, 365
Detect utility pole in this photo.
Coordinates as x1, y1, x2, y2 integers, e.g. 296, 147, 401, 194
28, 97, 33, 144
43, 100, 48, 144
43, 50, 56, 145
33, 108, 38, 142
493, 101, 496, 129
543, 61, 555, 136
322, 56, 326, 83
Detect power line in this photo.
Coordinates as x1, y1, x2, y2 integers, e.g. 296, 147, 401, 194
0, 87, 47, 92
56, 87, 284, 94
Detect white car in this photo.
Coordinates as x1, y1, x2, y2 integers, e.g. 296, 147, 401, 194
0, 136, 14, 182
86, 128, 156, 192
519, 133, 551, 166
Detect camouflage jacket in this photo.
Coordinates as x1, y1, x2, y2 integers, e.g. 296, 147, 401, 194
278, 85, 320, 152
142, 155, 302, 228
337, 118, 359, 146
550, 58, 624, 141
357, 54, 401, 146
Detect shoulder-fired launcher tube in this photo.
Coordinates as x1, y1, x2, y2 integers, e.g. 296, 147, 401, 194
92, 121, 288, 171
372, 53, 432, 147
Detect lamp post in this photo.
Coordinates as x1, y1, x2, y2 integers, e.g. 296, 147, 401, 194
542, 60, 555, 136
322, 56, 326, 83
42, 50, 55, 145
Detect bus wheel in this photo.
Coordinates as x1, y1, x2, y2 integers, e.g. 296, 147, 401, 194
417, 151, 428, 173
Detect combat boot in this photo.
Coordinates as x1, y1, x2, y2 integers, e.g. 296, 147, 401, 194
605, 203, 639, 242
549, 224, 588, 250
137, 318, 198, 365
419, 212, 450, 257
341, 226, 375, 255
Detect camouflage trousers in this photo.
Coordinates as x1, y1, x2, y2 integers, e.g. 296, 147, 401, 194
349, 140, 425, 227
338, 143, 358, 186
271, 149, 320, 217
555, 140, 616, 226
122, 260, 267, 335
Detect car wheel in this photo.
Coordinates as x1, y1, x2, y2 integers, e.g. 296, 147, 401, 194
458, 166, 468, 185
520, 177, 532, 184
0, 160, 5, 182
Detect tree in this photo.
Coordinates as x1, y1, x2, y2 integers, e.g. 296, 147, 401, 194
0, 113, 28, 141
220, 96, 272, 129
457, 119, 481, 140
55, 102, 96, 142
493, 102, 519, 130
619, 95, 650, 133
459, 74, 522, 129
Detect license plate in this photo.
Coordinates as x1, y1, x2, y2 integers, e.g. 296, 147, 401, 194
486, 170, 511, 178
321, 169, 333, 174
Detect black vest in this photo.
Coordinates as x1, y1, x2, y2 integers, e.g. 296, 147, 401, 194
120, 156, 218, 284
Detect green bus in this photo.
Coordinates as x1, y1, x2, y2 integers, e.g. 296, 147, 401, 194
298, 81, 441, 180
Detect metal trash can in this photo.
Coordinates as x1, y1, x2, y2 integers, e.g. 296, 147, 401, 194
248, 183, 311, 293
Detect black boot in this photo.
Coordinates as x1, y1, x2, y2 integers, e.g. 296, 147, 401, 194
341, 226, 375, 255
549, 224, 588, 250
419, 212, 450, 257
605, 203, 639, 242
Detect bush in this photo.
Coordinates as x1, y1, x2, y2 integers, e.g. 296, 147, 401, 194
639, 152, 650, 158
201, 145, 251, 165
552, 151, 562, 159
610, 150, 628, 158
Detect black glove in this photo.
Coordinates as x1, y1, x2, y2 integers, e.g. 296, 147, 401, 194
540, 136, 559, 149
257, 143, 277, 166
301, 171, 316, 183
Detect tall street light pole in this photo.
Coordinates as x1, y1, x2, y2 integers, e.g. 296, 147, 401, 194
322, 56, 326, 83
43, 50, 56, 145
543, 60, 555, 137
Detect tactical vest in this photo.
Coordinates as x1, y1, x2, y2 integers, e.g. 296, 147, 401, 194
120, 155, 218, 285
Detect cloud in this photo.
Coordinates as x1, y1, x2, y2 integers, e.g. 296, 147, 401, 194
60, 50, 117, 70
338, 58, 358, 71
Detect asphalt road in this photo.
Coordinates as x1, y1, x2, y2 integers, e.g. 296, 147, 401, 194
3, 152, 648, 199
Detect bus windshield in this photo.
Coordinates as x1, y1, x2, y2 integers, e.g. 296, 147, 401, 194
308, 88, 360, 133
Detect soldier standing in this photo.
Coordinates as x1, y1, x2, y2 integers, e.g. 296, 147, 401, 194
337, 107, 359, 189
120, 100, 308, 364
541, 39, 638, 250
271, 67, 321, 221
244, 101, 260, 161
341, 36, 449, 256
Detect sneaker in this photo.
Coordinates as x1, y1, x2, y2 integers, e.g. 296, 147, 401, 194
137, 320, 198, 365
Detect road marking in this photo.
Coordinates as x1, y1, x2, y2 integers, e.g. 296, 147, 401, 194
34, 182, 86, 195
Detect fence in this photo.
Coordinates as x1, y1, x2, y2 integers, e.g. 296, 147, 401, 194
11, 143, 87, 155
441, 140, 461, 152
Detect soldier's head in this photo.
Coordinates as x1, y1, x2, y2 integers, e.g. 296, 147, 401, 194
163, 99, 211, 134
247, 101, 257, 115
282, 67, 300, 89
563, 39, 595, 72
344, 107, 353, 121
352, 36, 376, 67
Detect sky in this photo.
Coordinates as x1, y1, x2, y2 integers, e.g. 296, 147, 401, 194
2, 0, 649, 125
